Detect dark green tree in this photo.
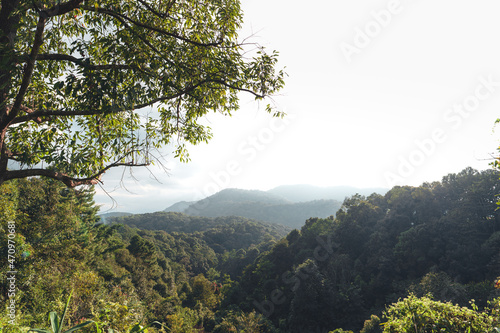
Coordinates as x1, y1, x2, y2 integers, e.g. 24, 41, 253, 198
288, 259, 335, 333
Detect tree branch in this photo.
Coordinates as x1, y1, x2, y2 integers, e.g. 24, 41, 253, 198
38, 0, 84, 18
6, 104, 42, 123
3, 160, 149, 187
3, 14, 46, 129
10, 78, 218, 124
211, 79, 266, 99
16, 53, 134, 70
79, 5, 221, 47
137, 0, 173, 19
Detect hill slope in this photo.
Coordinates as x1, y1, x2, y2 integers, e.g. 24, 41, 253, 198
164, 200, 196, 212
183, 188, 341, 228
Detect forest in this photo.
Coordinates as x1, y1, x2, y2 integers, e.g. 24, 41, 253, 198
2, 167, 500, 332
2, 0, 500, 332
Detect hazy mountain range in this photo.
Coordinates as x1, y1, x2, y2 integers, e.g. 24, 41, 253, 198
99, 185, 387, 228
162, 186, 387, 228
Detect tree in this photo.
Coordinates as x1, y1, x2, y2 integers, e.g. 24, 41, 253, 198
0, 0, 285, 187
288, 259, 336, 333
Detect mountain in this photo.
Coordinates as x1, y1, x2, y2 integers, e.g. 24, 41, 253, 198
164, 200, 196, 212
267, 184, 388, 202
182, 188, 341, 228
189, 188, 290, 206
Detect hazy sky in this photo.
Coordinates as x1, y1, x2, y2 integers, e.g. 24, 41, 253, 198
95, 0, 500, 213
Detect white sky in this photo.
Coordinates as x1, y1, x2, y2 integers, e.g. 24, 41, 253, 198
95, 0, 500, 213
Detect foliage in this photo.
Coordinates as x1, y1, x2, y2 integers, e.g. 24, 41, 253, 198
382, 294, 500, 332
0, 177, 281, 332
233, 168, 500, 331
109, 212, 290, 253
359, 315, 381, 333
0, 0, 285, 187
165, 306, 199, 333
408, 272, 467, 305
213, 310, 269, 333
28, 291, 93, 333
82, 300, 141, 333
3, 168, 500, 332
106, 320, 164, 333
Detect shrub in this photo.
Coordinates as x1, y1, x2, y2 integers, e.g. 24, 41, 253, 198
382, 294, 500, 333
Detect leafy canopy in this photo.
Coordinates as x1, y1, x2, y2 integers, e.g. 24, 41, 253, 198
0, 0, 285, 187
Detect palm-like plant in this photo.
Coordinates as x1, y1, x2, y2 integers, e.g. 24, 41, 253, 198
29, 291, 93, 333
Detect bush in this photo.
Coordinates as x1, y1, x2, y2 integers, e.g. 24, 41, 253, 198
360, 315, 382, 333
382, 294, 500, 333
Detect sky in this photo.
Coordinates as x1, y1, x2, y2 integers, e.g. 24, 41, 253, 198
95, 0, 500, 214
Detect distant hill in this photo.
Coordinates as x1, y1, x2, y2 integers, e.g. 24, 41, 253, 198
98, 211, 132, 223
204, 188, 290, 204
267, 184, 388, 202
182, 188, 341, 228
164, 200, 196, 212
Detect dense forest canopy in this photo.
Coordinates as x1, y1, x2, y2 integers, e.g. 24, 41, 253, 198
107, 211, 291, 253
2, 167, 500, 332
234, 167, 500, 332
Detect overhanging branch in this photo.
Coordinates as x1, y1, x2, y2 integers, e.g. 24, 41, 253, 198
17, 53, 133, 70
37, 0, 84, 18
9, 78, 225, 124
3, 161, 149, 187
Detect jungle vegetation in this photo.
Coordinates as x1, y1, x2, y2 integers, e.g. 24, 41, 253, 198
2, 168, 500, 332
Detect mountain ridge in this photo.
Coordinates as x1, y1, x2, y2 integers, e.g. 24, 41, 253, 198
179, 188, 341, 228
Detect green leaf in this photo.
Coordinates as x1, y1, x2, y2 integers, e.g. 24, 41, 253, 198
62, 321, 94, 333
50, 312, 60, 333
58, 290, 73, 333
